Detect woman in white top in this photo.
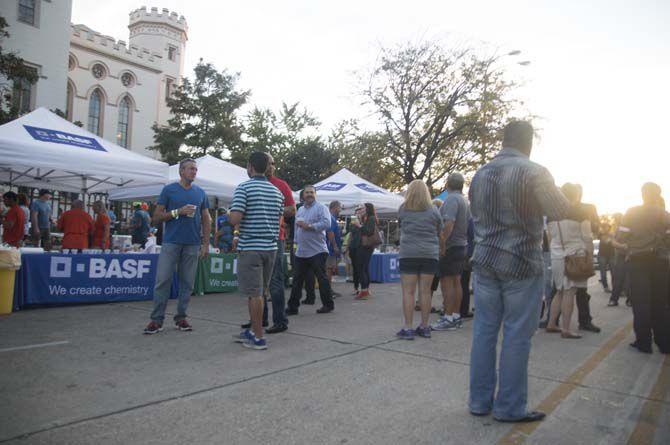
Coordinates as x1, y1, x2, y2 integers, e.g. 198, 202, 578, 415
546, 183, 594, 339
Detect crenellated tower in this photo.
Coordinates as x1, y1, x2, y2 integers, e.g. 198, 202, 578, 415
128, 6, 188, 124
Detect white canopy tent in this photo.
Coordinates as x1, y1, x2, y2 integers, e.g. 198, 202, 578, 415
0, 108, 168, 193
309, 168, 404, 216
108, 154, 249, 204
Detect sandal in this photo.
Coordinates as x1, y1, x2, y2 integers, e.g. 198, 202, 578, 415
561, 332, 582, 339
545, 327, 561, 333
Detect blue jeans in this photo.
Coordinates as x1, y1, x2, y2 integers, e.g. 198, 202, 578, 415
469, 267, 544, 420
263, 240, 288, 326
150, 243, 199, 324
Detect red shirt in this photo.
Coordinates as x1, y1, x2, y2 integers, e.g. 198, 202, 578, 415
3, 204, 25, 247
92, 213, 111, 249
268, 175, 295, 241
58, 208, 94, 250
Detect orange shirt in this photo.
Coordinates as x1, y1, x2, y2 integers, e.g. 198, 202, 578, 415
58, 208, 94, 250
3, 204, 25, 247
92, 213, 111, 249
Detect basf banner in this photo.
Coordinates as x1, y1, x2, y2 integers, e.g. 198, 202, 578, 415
22, 254, 158, 305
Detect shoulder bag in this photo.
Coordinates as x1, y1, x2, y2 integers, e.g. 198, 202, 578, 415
557, 221, 595, 281
361, 221, 382, 248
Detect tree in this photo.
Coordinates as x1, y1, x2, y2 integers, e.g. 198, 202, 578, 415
363, 41, 524, 189
279, 137, 339, 190
328, 119, 401, 190
233, 102, 326, 183
151, 60, 250, 164
0, 17, 38, 124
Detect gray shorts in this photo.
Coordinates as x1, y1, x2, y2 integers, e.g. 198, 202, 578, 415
237, 250, 276, 299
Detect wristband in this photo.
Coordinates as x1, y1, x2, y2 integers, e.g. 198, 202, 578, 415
233, 230, 240, 235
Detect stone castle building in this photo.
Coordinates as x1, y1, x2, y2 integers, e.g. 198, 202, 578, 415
0, 2, 187, 158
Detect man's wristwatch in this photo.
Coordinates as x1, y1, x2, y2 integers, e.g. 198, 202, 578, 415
171, 209, 179, 219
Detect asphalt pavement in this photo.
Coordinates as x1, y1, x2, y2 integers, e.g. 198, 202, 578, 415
0, 279, 668, 444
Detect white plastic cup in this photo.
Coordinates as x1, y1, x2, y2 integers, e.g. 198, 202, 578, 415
187, 204, 197, 217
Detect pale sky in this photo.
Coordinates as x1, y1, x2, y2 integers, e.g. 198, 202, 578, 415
72, 0, 670, 214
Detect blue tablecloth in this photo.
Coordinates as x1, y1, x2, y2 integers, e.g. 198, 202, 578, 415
369, 252, 400, 283
13, 253, 168, 309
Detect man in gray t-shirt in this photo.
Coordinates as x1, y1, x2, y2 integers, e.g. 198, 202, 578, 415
433, 173, 471, 331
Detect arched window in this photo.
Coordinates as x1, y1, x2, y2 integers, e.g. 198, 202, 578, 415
117, 96, 131, 148
87, 89, 103, 136
66, 82, 74, 121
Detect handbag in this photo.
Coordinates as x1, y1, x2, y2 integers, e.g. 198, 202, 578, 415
557, 221, 595, 281
361, 223, 382, 248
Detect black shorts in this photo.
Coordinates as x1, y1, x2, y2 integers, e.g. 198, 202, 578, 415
439, 246, 467, 277
399, 258, 438, 275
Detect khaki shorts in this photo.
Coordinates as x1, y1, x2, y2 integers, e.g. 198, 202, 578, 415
326, 255, 338, 270
237, 250, 276, 298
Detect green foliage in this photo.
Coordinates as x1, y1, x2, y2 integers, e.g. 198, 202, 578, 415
0, 17, 39, 124
232, 102, 336, 188
151, 59, 250, 164
362, 41, 525, 188
328, 119, 401, 190
279, 138, 339, 190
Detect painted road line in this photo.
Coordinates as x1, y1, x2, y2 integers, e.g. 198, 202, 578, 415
626, 354, 670, 445
0, 340, 70, 353
497, 322, 634, 445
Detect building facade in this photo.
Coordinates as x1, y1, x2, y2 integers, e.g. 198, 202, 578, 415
0, 2, 187, 158
0, 0, 73, 114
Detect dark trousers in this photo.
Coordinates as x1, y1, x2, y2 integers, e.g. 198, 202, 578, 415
611, 255, 631, 303
349, 247, 360, 290
262, 240, 289, 327
629, 254, 670, 352
460, 267, 471, 316
355, 246, 374, 289
288, 253, 334, 310
576, 288, 593, 327
303, 270, 316, 302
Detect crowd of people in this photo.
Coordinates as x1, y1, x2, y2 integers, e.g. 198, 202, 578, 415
2, 120, 669, 425
0, 186, 156, 252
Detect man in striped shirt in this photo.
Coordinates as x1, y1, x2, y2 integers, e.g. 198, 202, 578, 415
229, 152, 284, 350
468, 121, 570, 423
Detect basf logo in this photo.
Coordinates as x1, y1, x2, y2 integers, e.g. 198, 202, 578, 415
43, 256, 157, 300
49, 256, 151, 279
211, 257, 237, 274
316, 182, 346, 192
24, 125, 106, 151
355, 183, 384, 193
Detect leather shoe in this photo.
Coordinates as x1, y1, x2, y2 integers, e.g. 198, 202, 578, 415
607, 300, 618, 307
316, 306, 333, 314
469, 410, 490, 417
460, 312, 474, 319
495, 411, 546, 423
630, 342, 652, 353
301, 299, 315, 305
285, 308, 299, 316
579, 323, 601, 333
241, 321, 268, 329
266, 324, 287, 334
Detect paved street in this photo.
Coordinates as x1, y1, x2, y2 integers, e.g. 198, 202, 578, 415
1, 279, 668, 445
